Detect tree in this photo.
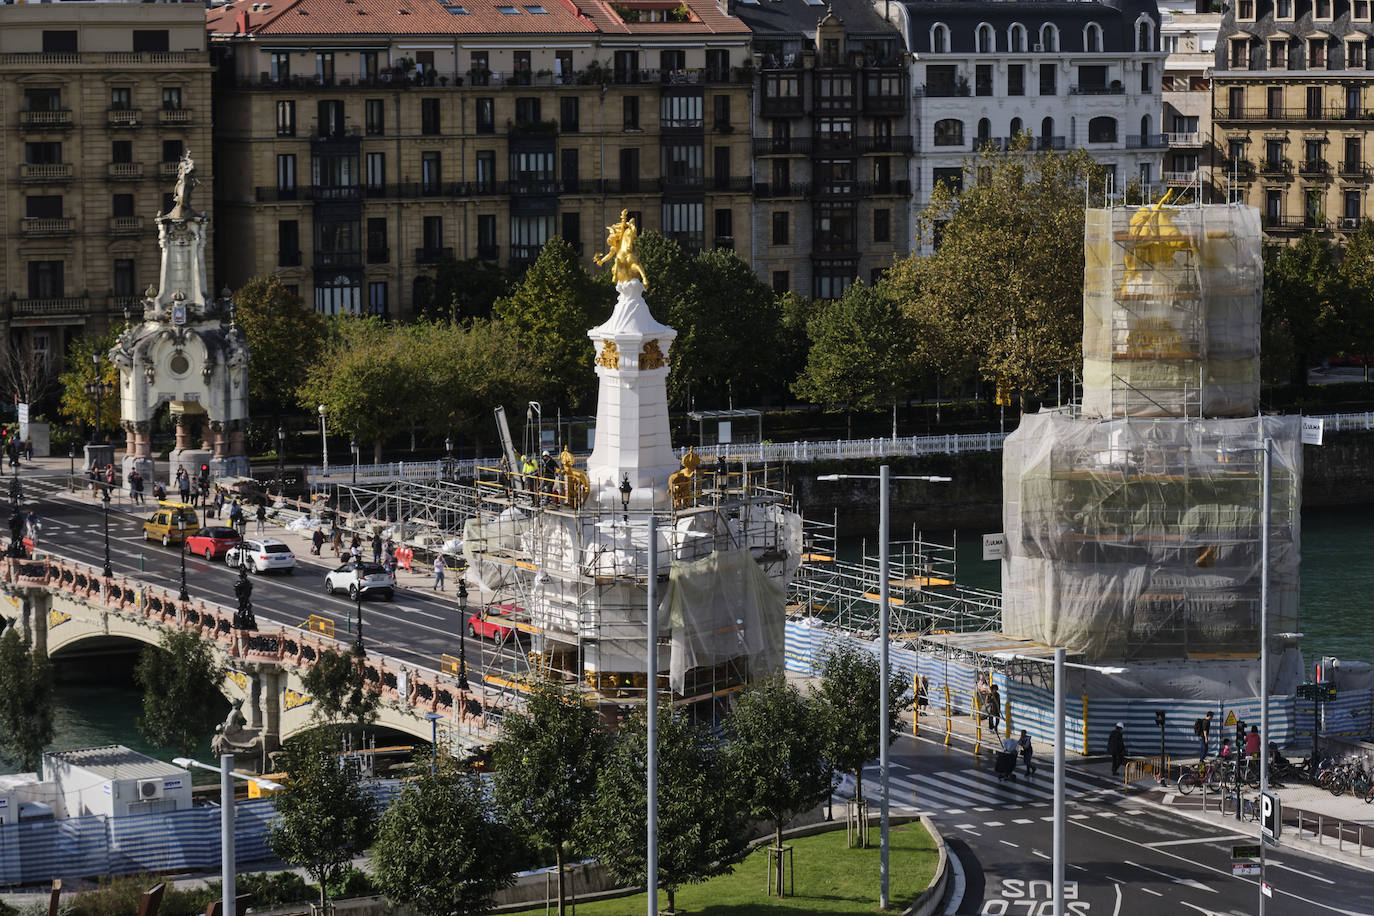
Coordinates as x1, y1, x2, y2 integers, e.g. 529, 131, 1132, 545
893, 139, 1107, 406
0, 627, 54, 772
1263, 235, 1345, 388
426, 257, 512, 323
232, 275, 327, 415
0, 339, 58, 413
270, 729, 377, 909
134, 628, 225, 756
793, 282, 915, 435
723, 673, 832, 895
491, 678, 607, 916
300, 646, 378, 730
1337, 223, 1374, 381
372, 765, 518, 916
814, 643, 912, 809
587, 705, 751, 913
58, 329, 122, 438
493, 238, 605, 410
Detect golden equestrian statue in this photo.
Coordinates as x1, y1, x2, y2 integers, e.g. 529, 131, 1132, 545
594, 208, 650, 288
668, 446, 700, 509
558, 445, 590, 509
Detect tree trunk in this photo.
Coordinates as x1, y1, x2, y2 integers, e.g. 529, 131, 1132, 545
373, 439, 383, 464
854, 771, 864, 805
667, 887, 675, 913
774, 823, 785, 896
555, 844, 566, 916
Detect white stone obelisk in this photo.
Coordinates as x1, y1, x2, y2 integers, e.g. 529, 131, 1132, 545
585, 279, 679, 507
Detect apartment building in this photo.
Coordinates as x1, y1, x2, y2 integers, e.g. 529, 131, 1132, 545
1213, 0, 1374, 235
731, 0, 911, 299
0, 2, 213, 364
206, 0, 753, 318
895, 0, 1166, 248
1160, 0, 1220, 192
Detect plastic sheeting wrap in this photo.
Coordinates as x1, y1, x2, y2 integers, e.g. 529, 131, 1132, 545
660, 546, 785, 695
1002, 411, 1301, 663
462, 508, 529, 593
1082, 204, 1262, 418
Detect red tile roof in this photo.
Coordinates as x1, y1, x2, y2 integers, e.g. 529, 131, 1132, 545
578, 0, 750, 34
207, 0, 601, 37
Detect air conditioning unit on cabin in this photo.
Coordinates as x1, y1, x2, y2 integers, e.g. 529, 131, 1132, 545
137, 779, 164, 801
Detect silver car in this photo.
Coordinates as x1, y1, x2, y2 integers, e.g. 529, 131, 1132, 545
325, 562, 395, 600
226, 538, 297, 573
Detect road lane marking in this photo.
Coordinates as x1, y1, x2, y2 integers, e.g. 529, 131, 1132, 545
1123, 859, 1217, 893
1069, 864, 1087, 872
1266, 859, 1335, 884
1179, 904, 1221, 916
1031, 850, 1049, 860
1113, 882, 1123, 916
1144, 834, 1249, 848
1013, 818, 1034, 824
999, 840, 1018, 848
1141, 887, 1162, 896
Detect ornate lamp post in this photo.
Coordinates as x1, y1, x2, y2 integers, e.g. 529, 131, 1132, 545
232, 565, 257, 631
68, 443, 74, 485
178, 514, 189, 601
83, 365, 112, 447
317, 405, 329, 473
457, 579, 470, 691
351, 436, 359, 484
619, 474, 632, 521
276, 427, 285, 490
353, 570, 365, 656
101, 486, 113, 577
444, 436, 454, 481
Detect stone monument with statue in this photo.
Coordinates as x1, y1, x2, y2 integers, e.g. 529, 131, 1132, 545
109, 152, 251, 487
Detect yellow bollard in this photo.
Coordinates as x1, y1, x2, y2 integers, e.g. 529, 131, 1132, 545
1081, 695, 1090, 754
912, 673, 920, 737
944, 685, 952, 747
973, 693, 982, 756
1003, 696, 1011, 740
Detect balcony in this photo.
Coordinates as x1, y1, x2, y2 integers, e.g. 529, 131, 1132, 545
864, 94, 907, 115
1340, 161, 1370, 179
11, 297, 88, 317
916, 84, 969, 98
1126, 133, 1169, 149
752, 137, 814, 156
1219, 159, 1256, 180
1069, 84, 1125, 95
708, 177, 753, 192
1339, 216, 1364, 231
158, 108, 194, 125
108, 296, 141, 314
1216, 106, 1374, 122
477, 244, 500, 261
508, 178, 560, 197
367, 247, 389, 264
20, 218, 75, 236
1163, 170, 1200, 184
278, 249, 302, 267
1035, 136, 1068, 151
859, 135, 915, 154
510, 244, 543, 264
1262, 216, 1308, 231
1299, 159, 1330, 177
814, 135, 858, 155
1166, 131, 1204, 147
255, 187, 301, 202
814, 93, 858, 113
19, 109, 72, 129
158, 162, 180, 179
19, 163, 73, 182
415, 247, 453, 264
109, 216, 144, 236
108, 109, 142, 128
108, 163, 144, 181
713, 235, 734, 250
314, 251, 362, 269
1258, 158, 1292, 177
812, 179, 861, 198
753, 181, 811, 198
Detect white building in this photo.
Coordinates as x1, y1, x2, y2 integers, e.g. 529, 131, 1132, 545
1159, 0, 1221, 192
42, 745, 192, 819
893, 0, 1167, 246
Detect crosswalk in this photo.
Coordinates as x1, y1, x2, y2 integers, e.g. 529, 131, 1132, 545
834, 758, 1126, 817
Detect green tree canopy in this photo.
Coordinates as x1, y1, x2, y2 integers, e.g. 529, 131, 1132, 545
1263, 234, 1345, 388
0, 627, 54, 772
300, 647, 378, 730
814, 643, 912, 807
425, 257, 512, 323
233, 275, 327, 415
491, 678, 607, 916
134, 628, 226, 756
270, 729, 377, 908
1336, 222, 1374, 380
587, 704, 752, 913
59, 329, 122, 439
373, 765, 519, 916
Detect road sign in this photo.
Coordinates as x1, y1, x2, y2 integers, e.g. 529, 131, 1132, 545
1232, 844, 1260, 860
16, 403, 28, 424
1233, 863, 1260, 877
1262, 791, 1281, 840
1301, 416, 1325, 445
982, 533, 1005, 561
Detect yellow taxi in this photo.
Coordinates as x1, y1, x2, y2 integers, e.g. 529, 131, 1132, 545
143, 501, 200, 546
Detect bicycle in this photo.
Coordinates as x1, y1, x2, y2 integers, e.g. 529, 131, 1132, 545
1178, 761, 1222, 795
1226, 788, 1261, 822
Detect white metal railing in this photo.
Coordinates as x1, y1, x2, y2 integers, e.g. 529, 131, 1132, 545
1165, 131, 1203, 146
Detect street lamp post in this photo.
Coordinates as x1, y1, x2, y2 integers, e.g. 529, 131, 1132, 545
647, 512, 659, 916
817, 468, 951, 909
84, 354, 112, 447
173, 756, 281, 916
178, 516, 189, 601
353, 572, 365, 656
101, 487, 113, 578
1258, 437, 1273, 915
444, 436, 454, 482
619, 475, 632, 521
276, 427, 285, 491
68, 443, 74, 484
351, 436, 359, 485
424, 712, 444, 774
456, 579, 470, 691
317, 405, 328, 473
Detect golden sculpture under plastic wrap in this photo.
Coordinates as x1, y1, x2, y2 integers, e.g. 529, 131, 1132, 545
558, 445, 590, 509
594, 209, 650, 288
668, 446, 700, 509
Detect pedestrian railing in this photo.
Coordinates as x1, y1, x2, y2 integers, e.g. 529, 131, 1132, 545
1124, 755, 1170, 789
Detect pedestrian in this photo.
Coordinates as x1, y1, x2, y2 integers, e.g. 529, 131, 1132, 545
986, 683, 1002, 736
1219, 737, 1233, 761
23, 437, 32, 461
1108, 722, 1127, 776
541, 449, 558, 494
1244, 724, 1261, 759
715, 454, 727, 487
177, 466, 190, 503
331, 528, 344, 558
1018, 729, 1036, 778
105, 464, 116, 488
255, 501, 266, 534
520, 453, 537, 498
350, 542, 361, 564
153, 481, 166, 501
432, 555, 445, 591
212, 487, 225, 519
371, 533, 383, 564
1194, 710, 1214, 761
129, 469, 143, 505
25, 508, 38, 546
917, 675, 930, 717
311, 528, 324, 556
228, 500, 244, 535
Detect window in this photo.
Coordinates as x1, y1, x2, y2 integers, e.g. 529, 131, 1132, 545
624, 95, 640, 129
561, 149, 579, 190
1358, 0, 1372, 20
976, 64, 993, 96
162, 139, 183, 163
367, 218, 388, 262
316, 51, 335, 84
514, 50, 532, 84
1228, 138, 1246, 164
112, 193, 134, 218
470, 52, 490, 85
424, 216, 444, 250
772, 158, 790, 189
1306, 188, 1324, 226
1008, 64, 1025, 96
1307, 86, 1323, 118
1269, 40, 1288, 69
1226, 86, 1243, 118
276, 100, 296, 137
714, 208, 732, 244
1308, 38, 1327, 69
132, 29, 168, 52
1040, 116, 1055, 148
661, 94, 701, 128
932, 167, 963, 193
1140, 63, 1152, 93
661, 202, 704, 251
1163, 35, 1180, 53
477, 215, 497, 257
931, 23, 949, 53
1344, 190, 1361, 224
661, 49, 686, 72
317, 100, 345, 137
476, 98, 495, 134
562, 211, 581, 247
1237, 0, 1254, 19
933, 118, 964, 146
772, 271, 790, 294
1348, 86, 1362, 117
112, 140, 132, 164
814, 262, 853, 300
772, 211, 789, 245
1088, 117, 1117, 143
713, 94, 731, 128
113, 260, 136, 299
27, 261, 63, 299
110, 87, 132, 110
511, 150, 555, 184
368, 282, 388, 317
977, 23, 995, 54
365, 99, 384, 136
475, 151, 495, 191
1010, 117, 1023, 137
1009, 24, 1026, 53
561, 97, 579, 132
361, 52, 379, 81
514, 97, 541, 125
1078, 65, 1107, 90
873, 209, 890, 243
1277, 0, 1293, 16
25, 142, 61, 164
557, 50, 573, 82
662, 144, 703, 180
1315, 0, 1332, 18
1040, 64, 1056, 95
619, 148, 640, 191
366, 152, 385, 191
706, 49, 729, 80
1041, 24, 1058, 52
1085, 23, 1103, 53
511, 214, 554, 262
276, 154, 296, 192
23, 88, 60, 112
270, 52, 291, 83
421, 152, 441, 193
278, 220, 299, 267
42, 30, 77, 53
713, 146, 731, 188
1349, 41, 1366, 70
1265, 138, 1284, 169
312, 153, 357, 193
26, 196, 62, 219
1264, 189, 1283, 225
315, 275, 359, 316
977, 118, 992, 145
161, 87, 182, 111
421, 98, 441, 134
1231, 38, 1251, 68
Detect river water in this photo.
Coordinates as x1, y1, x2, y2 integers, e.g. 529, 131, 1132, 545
1, 508, 1368, 776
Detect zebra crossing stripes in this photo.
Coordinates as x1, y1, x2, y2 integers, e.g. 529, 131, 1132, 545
834, 762, 1125, 816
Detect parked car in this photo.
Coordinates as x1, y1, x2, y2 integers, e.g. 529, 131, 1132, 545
184, 526, 241, 560
324, 562, 395, 600
226, 538, 297, 573
467, 603, 521, 641
143, 502, 200, 546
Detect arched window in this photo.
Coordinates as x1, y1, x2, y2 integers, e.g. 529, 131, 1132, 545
1040, 23, 1059, 52
1136, 16, 1154, 52
977, 23, 996, 53
1010, 117, 1023, 137
1140, 114, 1152, 142
1009, 24, 1027, 53
1085, 22, 1103, 53
1089, 116, 1117, 143
934, 118, 964, 146
1041, 116, 1054, 148
931, 23, 950, 53
977, 118, 992, 144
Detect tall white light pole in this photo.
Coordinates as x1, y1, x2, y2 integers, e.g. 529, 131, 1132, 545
174, 756, 282, 916
1259, 436, 1271, 915
647, 513, 659, 916
818, 469, 950, 909
317, 404, 329, 472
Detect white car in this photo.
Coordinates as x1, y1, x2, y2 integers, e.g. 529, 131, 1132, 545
226, 538, 297, 573
324, 562, 395, 600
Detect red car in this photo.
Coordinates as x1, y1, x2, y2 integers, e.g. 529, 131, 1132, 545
184, 526, 241, 560
467, 604, 521, 641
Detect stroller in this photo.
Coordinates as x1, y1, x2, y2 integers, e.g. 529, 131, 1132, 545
995, 749, 1019, 783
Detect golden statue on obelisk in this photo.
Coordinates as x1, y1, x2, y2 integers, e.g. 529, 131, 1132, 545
594, 208, 649, 288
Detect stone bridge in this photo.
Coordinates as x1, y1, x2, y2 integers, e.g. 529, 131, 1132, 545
0, 554, 499, 756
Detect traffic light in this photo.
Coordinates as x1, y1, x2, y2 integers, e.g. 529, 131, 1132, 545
199, 463, 210, 483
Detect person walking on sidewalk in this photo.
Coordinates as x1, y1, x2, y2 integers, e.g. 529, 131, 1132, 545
1108, 722, 1127, 776
255, 501, 267, 535
1194, 710, 1214, 761
371, 533, 383, 564
311, 528, 324, 556
986, 683, 1002, 736
1018, 729, 1037, 779
432, 555, 446, 591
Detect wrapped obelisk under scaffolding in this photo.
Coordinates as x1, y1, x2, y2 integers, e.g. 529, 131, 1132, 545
462, 211, 802, 709
1001, 199, 1304, 697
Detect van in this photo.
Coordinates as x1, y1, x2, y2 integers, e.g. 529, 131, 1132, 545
143, 501, 200, 546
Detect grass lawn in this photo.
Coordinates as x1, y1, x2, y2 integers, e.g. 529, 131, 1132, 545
505, 820, 939, 915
